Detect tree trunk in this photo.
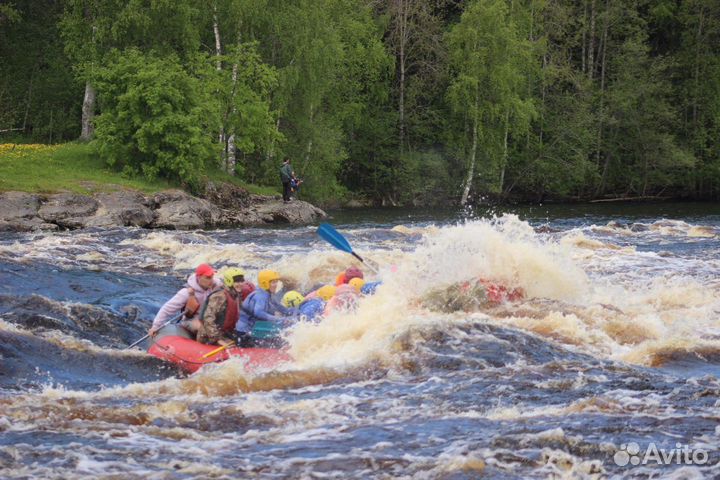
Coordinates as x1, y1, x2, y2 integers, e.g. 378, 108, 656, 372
499, 109, 509, 193
459, 115, 478, 206
22, 66, 36, 134
213, 5, 222, 71
598, 151, 611, 194
79, 81, 95, 141
212, 5, 229, 171
526, 0, 534, 150
581, 0, 587, 74
595, 0, 608, 175
398, 0, 407, 155
266, 117, 281, 165
226, 58, 238, 175
460, 90, 480, 206
692, 7, 704, 127
301, 104, 314, 176
540, 52, 546, 147
588, 0, 596, 80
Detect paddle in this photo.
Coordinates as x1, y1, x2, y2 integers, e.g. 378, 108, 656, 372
201, 342, 235, 359
317, 223, 378, 274
124, 311, 184, 350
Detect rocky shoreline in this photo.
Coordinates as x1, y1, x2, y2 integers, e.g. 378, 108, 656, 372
0, 182, 326, 231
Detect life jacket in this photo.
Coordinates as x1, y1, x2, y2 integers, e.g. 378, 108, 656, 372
184, 287, 200, 318
299, 298, 326, 322
323, 285, 358, 315
221, 290, 240, 332
335, 273, 347, 286
239, 282, 255, 301
199, 288, 240, 333
474, 278, 525, 304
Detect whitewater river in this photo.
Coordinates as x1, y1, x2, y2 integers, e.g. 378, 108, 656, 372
1, 203, 719, 479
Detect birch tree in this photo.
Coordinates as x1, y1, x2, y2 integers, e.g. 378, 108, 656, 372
447, 0, 535, 205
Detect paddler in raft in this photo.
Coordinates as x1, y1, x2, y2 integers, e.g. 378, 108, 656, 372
195, 267, 255, 346
334, 265, 364, 286
148, 263, 223, 338
282, 285, 335, 323
236, 269, 297, 347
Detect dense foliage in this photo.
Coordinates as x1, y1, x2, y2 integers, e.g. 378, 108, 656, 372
1, 0, 719, 202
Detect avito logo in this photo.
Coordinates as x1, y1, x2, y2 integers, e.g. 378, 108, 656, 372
614, 442, 708, 467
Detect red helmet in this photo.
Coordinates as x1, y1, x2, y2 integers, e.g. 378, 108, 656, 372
344, 266, 364, 282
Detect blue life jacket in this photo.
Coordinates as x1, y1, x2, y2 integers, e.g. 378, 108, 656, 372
298, 298, 326, 322
237, 288, 294, 334
361, 281, 382, 295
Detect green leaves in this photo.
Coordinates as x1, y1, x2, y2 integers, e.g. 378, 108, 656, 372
447, 0, 536, 196
4, 0, 720, 201
93, 49, 217, 189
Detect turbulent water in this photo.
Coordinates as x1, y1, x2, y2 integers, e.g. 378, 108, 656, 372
1, 203, 719, 479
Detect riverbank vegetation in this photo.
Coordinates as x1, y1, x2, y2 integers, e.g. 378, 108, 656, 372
0, 143, 278, 195
1, 0, 718, 204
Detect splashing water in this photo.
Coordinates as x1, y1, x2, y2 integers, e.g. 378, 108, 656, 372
1, 205, 719, 478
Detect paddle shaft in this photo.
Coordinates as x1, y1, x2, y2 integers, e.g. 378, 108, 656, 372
351, 251, 378, 274
125, 312, 184, 350
202, 342, 235, 359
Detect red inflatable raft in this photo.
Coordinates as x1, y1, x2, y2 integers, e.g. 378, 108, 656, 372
147, 325, 291, 374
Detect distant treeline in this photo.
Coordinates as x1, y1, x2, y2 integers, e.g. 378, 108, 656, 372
1, 1, 718, 204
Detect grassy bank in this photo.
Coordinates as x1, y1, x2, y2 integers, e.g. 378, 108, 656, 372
0, 142, 279, 196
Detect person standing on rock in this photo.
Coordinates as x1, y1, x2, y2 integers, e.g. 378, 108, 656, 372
280, 158, 294, 203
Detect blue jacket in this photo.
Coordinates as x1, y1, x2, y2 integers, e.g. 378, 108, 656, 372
237, 289, 294, 334
361, 281, 382, 295
299, 298, 326, 322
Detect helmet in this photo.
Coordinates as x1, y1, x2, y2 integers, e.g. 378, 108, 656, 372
348, 277, 365, 293
316, 285, 337, 301
257, 270, 281, 291
344, 266, 364, 282
282, 290, 305, 308
223, 267, 246, 288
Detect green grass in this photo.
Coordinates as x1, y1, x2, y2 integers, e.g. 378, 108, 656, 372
204, 167, 280, 196
0, 142, 279, 196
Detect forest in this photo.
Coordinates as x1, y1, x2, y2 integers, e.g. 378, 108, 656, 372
1, 0, 719, 204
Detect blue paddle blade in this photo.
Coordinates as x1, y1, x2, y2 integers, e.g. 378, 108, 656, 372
317, 223, 353, 253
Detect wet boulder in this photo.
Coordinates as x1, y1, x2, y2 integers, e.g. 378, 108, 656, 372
0, 191, 56, 231
252, 198, 327, 224
86, 191, 155, 228
0, 183, 326, 230
151, 189, 222, 230
202, 181, 252, 210
38, 192, 99, 229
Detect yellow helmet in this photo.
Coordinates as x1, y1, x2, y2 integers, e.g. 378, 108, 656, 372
223, 267, 246, 288
348, 277, 365, 293
316, 285, 337, 301
282, 290, 305, 308
257, 269, 281, 291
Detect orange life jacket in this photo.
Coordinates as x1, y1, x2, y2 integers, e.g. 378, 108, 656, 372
184, 287, 200, 318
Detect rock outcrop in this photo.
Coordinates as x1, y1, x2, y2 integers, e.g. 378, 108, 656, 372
0, 185, 326, 231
